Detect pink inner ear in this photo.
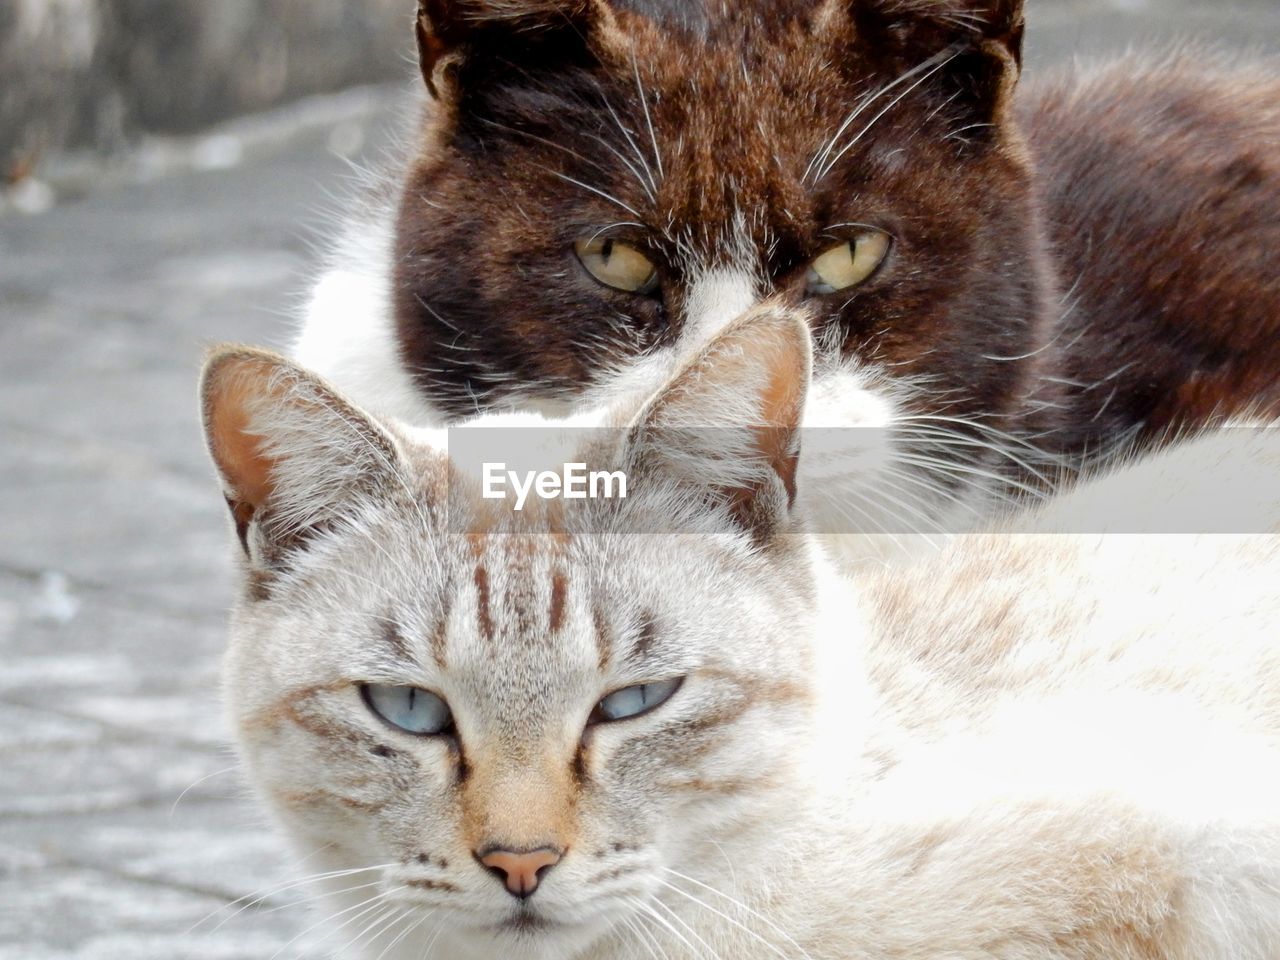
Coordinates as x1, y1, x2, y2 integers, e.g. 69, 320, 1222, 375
207, 359, 280, 511
757, 341, 806, 428
753, 352, 806, 502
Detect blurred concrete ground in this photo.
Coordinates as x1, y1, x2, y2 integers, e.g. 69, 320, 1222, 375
1, 0, 412, 181
0, 1, 1276, 957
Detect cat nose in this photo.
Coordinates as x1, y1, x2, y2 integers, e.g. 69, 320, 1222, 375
476, 845, 563, 899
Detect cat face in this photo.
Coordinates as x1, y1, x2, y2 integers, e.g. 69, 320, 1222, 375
392, 0, 1050, 528
204, 307, 822, 957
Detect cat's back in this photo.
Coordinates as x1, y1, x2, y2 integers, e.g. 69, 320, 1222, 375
865, 533, 1280, 731
817, 502, 1280, 959
859, 427, 1280, 740
1019, 52, 1280, 450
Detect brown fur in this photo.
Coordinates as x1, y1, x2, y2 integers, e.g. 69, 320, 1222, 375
1020, 54, 1280, 450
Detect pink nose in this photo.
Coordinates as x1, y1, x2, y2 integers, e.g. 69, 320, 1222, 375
477, 846, 563, 899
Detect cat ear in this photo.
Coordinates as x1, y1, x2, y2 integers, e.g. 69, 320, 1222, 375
200, 347, 405, 563
820, 0, 1024, 140
624, 303, 812, 545
415, 0, 620, 99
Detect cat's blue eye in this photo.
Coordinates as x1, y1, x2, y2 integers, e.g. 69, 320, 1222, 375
593, 678, 682, 723
362, 684, 453, 736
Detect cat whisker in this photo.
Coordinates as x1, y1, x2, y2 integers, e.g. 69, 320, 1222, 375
806, 48, 952, 184
876, 465, 987, 523
259, 878, 385, 917
335, 905, 397, 959
893, 424, 1057, 485
804, 78, 881, 183
267, 886, 396, 960
1092, 384, 1121, 423
923, 88, 964, 126
892, 451, 1044, 500
168, 764, 239, 817
541, 166, 644, 218
943, 121, 996, 143
632, 893, 723, 960
631, 53, 665, 182
477, 117, 610, 177
586, 132, 659, 204
190, 862, 394, 935
892, 429, 1033, 466
853, 496, 950, 545
374, 909, 432, 960
410, 294, 464, 335
661, 869, 817, 960
697, 838, 740, 890
819, 485, 927, 548
340, 902, 410, 960
816, 47, 961, 183
656, 874, 807, 960
596, 85, 660, 200
892, 422, 1051, 470
814, 464, 953, 538
897, 435, 1059, 496
619, 910, 671, 960
420, 909, 451, 960
585, 221, 652, 242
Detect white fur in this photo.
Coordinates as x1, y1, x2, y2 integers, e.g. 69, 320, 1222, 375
294, 212, 446, 427
680, 267, 760, 346
208, 317, 1280, 960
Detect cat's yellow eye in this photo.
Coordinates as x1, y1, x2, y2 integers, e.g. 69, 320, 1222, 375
805, 230, 891, 295
574, 237, 659, 294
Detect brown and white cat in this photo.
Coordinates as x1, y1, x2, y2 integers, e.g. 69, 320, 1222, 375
296, 0, 1280, 542
205, 305, 1280, 959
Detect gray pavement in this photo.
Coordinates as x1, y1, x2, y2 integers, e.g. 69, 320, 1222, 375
0, 94, 410, 957
1, 2, 1276, 957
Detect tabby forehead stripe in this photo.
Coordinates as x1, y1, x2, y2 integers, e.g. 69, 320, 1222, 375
592, 605, 612, 671
430, 611, 450, 668
628, 614, 659, 664
549, 571, 568, 633
380, 620, 415, 665
473, 564, 495, 642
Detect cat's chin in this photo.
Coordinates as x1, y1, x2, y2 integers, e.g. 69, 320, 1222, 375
432, 909, 617, 960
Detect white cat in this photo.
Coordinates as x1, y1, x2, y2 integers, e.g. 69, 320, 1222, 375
203, 305, 1280, 959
